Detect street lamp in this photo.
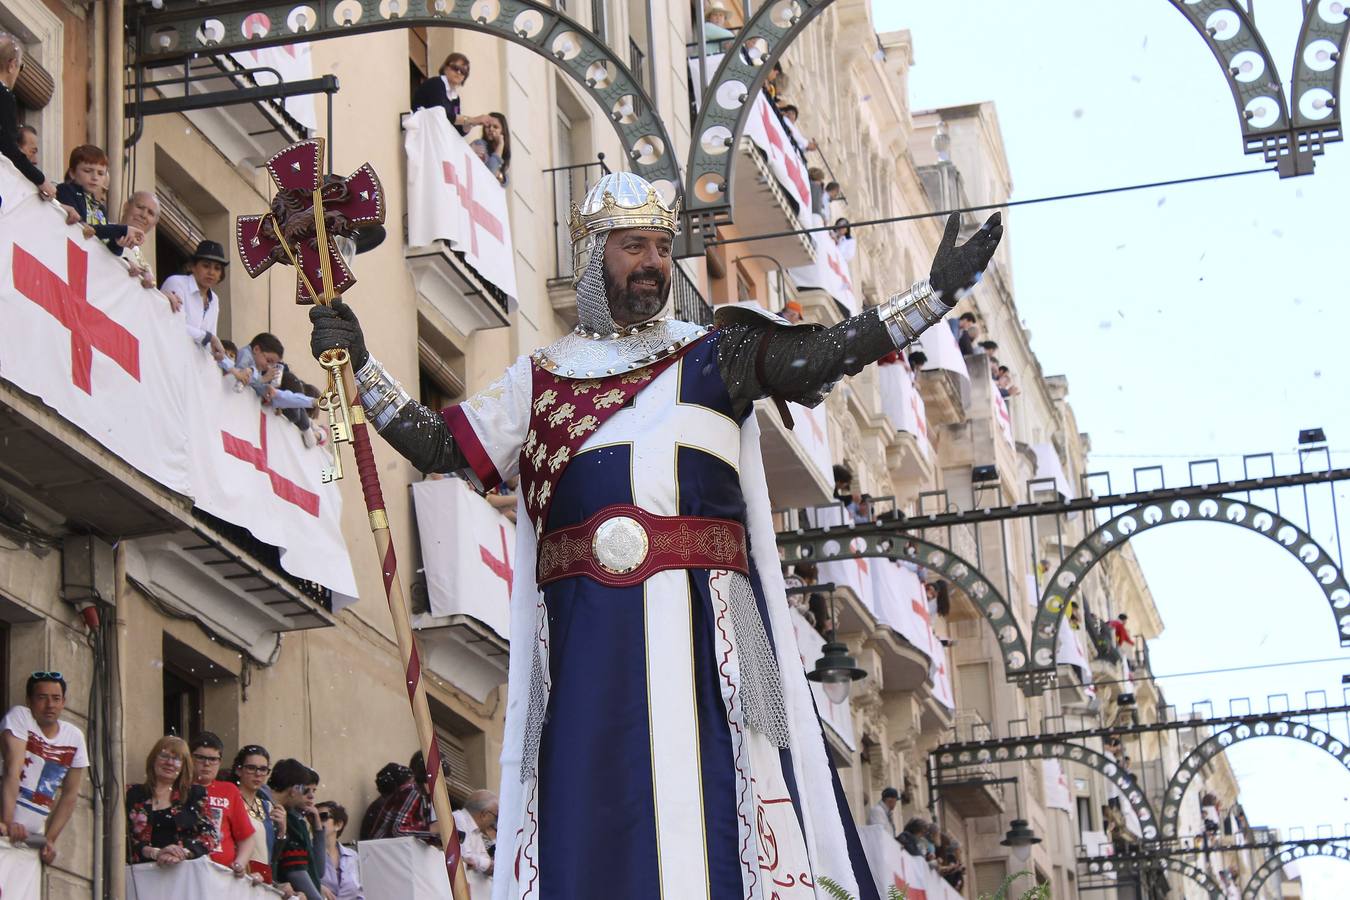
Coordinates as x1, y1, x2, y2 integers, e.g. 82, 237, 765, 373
805, 587, 866, 703
1000, 818, 1042, 864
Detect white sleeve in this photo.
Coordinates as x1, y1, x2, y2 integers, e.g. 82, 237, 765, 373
0, 705, 29, 741
442, 355, 533, 489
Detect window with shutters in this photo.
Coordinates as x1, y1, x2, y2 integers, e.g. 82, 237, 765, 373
429, 698, 488, 807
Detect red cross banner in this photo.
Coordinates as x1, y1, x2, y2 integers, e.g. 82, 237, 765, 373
857, 826, 965, 900
410, 476, 513, 641
876, 358, 932, 460
788, 230, 860, 315
0, 161, 356, 599
404, 107, 518, 300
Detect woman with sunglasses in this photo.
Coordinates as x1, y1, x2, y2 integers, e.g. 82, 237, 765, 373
412, 52, 473, 136
316, 801, 364, 900
125, 736, 215, 865
230, 744, 286, 883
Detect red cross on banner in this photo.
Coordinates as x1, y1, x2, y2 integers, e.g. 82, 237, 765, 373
911, 596, 931, 628
826, 252, 853, 292
759, 101, 811, 202
221, 411, 321, 517
480, 524, 513, 593
12, 240, 140, 395
441, 156, 505, 256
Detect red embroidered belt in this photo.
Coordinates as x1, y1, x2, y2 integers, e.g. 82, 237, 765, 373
536, 504, 749, 587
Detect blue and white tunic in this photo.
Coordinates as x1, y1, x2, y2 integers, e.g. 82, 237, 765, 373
445, 332, 879, 900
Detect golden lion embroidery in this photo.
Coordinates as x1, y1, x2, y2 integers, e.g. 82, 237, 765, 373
536, 481, 552, 508
593, 388, 627, 409
620, 369, 653, 385
532, 389, 558, 414
465, 376, 508, 414
567, 415, 599, 439
547, 446, 572, 473
572, 379, 601, 395
524, 429, 538, 454
547, 402, 577, 428
531, 442, 548, 469
526, 482, 538, 507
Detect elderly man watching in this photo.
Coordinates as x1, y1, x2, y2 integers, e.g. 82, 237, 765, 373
121, 191, 162, 292
453, 789, 498, 896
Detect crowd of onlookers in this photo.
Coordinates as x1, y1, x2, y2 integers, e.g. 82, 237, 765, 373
952, 312, 1021, 399
1, 32, 328, 446
411, 51, 512, 186
3, 672, 497, 898
865, 792, 965, 890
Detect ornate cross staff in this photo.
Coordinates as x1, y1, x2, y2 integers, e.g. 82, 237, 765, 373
235, 139, 470, 899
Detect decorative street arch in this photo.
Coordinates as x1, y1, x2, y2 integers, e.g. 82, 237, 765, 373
1160, 719, 1350, 839
1241, 841, 1350, 900
1082, 855, 1222, 899
1027, 497, 1350, 685
130, 1, 681, 197
778, 529, 1037, 689
933, 736, 1159, 840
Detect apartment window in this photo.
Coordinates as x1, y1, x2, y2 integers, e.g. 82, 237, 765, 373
591, 0, 608, 44
1076, 795, 1095, 833
409, 25, 429, 87
735, 264, 754, 303
154, 181, 205, 281
429, 698, 487, 806
163, 665, 204, 741
973, 862, 1008, 898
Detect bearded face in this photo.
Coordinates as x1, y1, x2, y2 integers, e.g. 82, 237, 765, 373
601, 228, 673, 328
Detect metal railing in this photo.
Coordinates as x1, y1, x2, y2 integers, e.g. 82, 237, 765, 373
545, 156, 610, 282
629, 37, 646, 117
672, 263, 714, 326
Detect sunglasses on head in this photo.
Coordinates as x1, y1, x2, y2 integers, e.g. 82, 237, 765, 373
31, 670, 64, 680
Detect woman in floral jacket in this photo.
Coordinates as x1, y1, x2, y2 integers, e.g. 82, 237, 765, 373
126, 735, 215, 865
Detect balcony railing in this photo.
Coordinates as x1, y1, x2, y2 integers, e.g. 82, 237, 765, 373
673, 262, 714, 325
546, 157, 610, 283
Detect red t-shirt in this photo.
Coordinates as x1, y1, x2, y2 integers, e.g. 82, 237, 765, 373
204, 780, 256, 865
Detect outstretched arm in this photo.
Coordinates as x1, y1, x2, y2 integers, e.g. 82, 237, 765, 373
311, 301, 471, 475
719, 212, 1002, 414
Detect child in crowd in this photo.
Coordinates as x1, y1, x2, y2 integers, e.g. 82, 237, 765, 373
0, 34, 56, 203
55, 144, 144, 255
16, 124, 37, 165
233, 333, 320, 446
217, 340, 249, 393
268, 759, 325, 900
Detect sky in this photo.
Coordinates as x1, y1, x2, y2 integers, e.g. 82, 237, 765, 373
871, 2, 1350, 897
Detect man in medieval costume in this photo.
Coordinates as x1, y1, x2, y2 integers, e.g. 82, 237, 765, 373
311, 172, 1001, 900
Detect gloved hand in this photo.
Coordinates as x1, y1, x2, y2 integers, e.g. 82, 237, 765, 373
928, 211, 1003, 305
309, 298, 368, 370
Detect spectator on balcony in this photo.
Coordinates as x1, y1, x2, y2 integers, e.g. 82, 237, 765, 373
453, 789, 498, 895
906, 347, 927, 382
807, 167, 827, 220
996, 365, 1021, 398
703, 2, 736, 45
56, 145, 145, 256
359, 762, 406, 841
120, 191, 162, 291
316, 801, 365, 900
824, 181, 843, 220
413, 52, 473, 136
468, 112, 511, 186
126, 736, 215, 866
937, 834, 965, 890
1, 672, 88, 865
163, 240, 229, 359
269, 758, 326, 900
0, 34, 56, 203
925, 580, 951, 618
764, 62, 784, 106
949, 311, 976, 354
367, 761, 434, 842
832, 463, 870, 522
16, 123, 37, 165
865, 787, 899, 834
189, 732, 258, 877
779, 104, 816, 155
779, 300, 803, 324
230, 744, 284, 883
897, 817, 929, 856
831, 218, 856, 262
1109, 614, 1133, 649
486, 475, 519, 524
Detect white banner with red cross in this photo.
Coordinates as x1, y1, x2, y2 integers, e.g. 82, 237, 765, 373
404, 107, 518, 300
788, 229, 860, 316
410, 476, 513, 639
1043, 759, 1075, 813
0, 160, 356, 598
876, 359, 931, 459
859, 824, 966, 900
993, 383, 1015, 449
869, 559, 955, 709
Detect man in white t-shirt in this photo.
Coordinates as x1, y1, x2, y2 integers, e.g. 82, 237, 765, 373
1, 672, 89, 865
